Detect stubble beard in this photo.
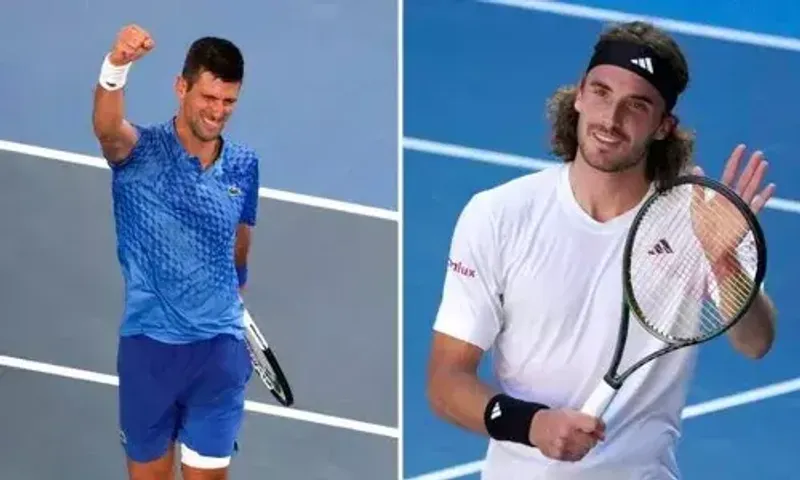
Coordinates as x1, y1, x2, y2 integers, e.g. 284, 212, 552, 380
577, 129, 647, 175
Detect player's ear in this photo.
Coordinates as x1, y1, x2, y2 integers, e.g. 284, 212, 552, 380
174, 75, 187, 99
653, 113, 677, 141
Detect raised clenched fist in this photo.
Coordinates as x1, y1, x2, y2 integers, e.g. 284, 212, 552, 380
108, 24, 155, 66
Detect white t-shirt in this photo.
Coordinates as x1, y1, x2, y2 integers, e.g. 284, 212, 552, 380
433, 163, 701, 480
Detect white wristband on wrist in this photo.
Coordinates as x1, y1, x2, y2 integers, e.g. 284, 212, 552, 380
98, 54, 132, 91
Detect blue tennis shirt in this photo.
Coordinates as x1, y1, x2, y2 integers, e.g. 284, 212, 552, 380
108, 118, 260, 344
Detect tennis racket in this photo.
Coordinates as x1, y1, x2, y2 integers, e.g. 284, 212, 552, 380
242, 308, 295, 407
581, 173, 767, 420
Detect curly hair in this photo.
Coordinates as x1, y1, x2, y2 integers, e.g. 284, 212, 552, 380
548, 21, 696, 188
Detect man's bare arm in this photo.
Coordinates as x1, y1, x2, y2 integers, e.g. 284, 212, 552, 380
426, 331, 605, 461
426, 332, 497, 434
711, 255, 776, 359
234, 224, 252, 292
727, 290, 776, 359
715, 256, 776, 359
92, 25, 154, 163
92, 86, 139, 163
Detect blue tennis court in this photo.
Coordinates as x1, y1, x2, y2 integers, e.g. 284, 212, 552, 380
403, 1, 800, 479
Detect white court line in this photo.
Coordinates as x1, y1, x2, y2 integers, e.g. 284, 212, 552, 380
406, 375, 800, 480
409, 461, 485, 480
0, 139, 399, 223
403, 137, 800, 215
478, 0, 800, 52
0, 354, 399, 439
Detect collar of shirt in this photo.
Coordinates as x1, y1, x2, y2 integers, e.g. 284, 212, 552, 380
162, 117, 230, 176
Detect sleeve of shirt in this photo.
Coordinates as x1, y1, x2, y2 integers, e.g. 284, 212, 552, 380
239, 153, 260, 226
107, 123, 155, 172
433, 192, 504, 351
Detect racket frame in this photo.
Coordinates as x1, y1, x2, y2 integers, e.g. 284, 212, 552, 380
604, 174, 767, 390
243, 310, 295, 407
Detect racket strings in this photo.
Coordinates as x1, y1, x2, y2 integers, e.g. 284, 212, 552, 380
639, 216, 754, 338
688, 188, 759, 303
630, 193, 712, 340
656, 197, 754, 334
244, 326, 278, 386
628, 184, 759, 342
655, 187, 756, 335
697, 207, 759, 327
629, 189, 706, 335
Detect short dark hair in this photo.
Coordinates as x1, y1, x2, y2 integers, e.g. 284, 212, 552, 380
181, 37, 244, 87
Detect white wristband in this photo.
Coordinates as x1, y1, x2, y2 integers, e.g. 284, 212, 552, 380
98, 54, 132, 91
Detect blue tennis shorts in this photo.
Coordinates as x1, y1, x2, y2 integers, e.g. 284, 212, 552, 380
116, 333, 253, 464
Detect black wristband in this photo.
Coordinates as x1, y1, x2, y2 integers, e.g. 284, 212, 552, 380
483, 393, 549, 447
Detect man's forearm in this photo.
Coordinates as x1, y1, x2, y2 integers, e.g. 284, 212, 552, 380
427, 369, 497, 435
93, 85, 126, 139
712, 255, 776, 359
727, 290, 775, 359
234, 224, 251, 290
92, 67, 138, 163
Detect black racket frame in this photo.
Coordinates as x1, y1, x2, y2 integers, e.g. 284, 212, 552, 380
604, 174, 768, 389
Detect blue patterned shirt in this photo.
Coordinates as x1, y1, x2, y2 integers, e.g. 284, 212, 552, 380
109, 118, 259, 344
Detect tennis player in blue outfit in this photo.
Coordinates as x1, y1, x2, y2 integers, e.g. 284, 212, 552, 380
92, 24, 258, 480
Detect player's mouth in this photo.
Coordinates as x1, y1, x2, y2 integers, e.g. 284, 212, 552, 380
201, 116, 222, 130
591, 129, 625, 147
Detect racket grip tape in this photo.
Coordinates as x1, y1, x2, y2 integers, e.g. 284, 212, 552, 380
580, 381, 618, 418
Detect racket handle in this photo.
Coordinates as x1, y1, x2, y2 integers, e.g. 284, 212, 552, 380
580, 380, 618, 418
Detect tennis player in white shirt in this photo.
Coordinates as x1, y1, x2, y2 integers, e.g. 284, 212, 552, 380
426, 21, 777, 480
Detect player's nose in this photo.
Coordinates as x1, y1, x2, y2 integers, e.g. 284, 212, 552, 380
206, 106, 224, 121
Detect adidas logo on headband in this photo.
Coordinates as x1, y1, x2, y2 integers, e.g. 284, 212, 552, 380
586, 39, 679, 110
630, 57, 654, 74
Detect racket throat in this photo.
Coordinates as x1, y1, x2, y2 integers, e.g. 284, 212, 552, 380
604, 373, 623, 390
